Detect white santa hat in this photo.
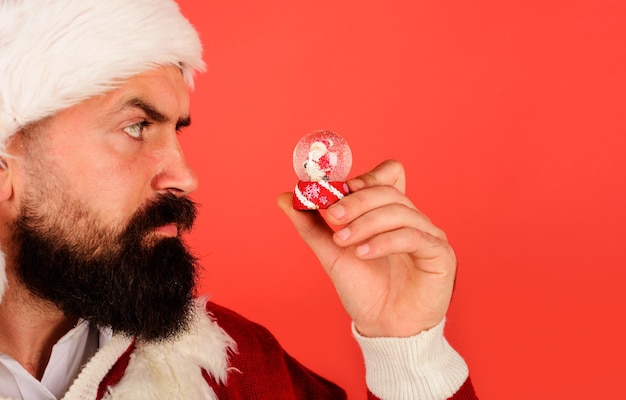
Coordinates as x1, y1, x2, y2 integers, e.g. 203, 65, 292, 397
0, 0, 206, 302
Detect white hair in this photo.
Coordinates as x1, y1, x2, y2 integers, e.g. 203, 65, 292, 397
0, 0, 205, 302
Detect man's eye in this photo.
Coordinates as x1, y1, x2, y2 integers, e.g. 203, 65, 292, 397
123, 121, 151, 139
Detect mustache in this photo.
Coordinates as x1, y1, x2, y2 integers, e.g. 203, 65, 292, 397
124, 193, 198, 237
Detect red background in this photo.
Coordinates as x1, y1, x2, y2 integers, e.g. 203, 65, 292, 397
177, 1, 626, 398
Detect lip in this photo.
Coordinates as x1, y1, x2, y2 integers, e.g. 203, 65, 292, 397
153, 223, 179, 237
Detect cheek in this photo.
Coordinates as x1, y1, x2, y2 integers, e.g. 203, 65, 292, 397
90, 169, 151, 222
55, 147, 154, 224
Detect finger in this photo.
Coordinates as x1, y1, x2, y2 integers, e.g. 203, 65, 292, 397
326, 185, 435, 230
352, 227, 456, 274
326, 185, 415, 226
332, 203, 447, 249
347, 159, 406, 194
275, 192, 341, 266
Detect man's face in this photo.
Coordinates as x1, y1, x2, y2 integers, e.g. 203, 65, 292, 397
6, 66, 201, 341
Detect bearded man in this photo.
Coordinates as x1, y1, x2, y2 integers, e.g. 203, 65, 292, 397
0, 1, 477, 399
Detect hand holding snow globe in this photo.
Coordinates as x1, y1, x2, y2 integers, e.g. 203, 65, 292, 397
292, 130, 352, 210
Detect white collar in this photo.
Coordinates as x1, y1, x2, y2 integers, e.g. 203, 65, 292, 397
0, 319, 105, 399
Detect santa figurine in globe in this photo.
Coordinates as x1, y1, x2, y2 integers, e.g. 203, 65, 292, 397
292, 130, 352, 210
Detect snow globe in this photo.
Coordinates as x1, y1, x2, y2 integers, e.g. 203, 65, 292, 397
292, 130, 352, 210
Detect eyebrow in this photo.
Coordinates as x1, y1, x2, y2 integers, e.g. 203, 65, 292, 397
117, 97, 191, 130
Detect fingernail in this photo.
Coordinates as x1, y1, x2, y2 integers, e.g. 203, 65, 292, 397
336, 227, 351, 241
328, 204, 345, 219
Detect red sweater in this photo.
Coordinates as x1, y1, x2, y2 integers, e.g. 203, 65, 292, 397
97, 301, 478, 399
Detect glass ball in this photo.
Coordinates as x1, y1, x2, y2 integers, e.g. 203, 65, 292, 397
293, 130, 352, 182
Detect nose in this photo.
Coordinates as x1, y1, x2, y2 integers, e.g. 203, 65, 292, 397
151, 135, 199, 197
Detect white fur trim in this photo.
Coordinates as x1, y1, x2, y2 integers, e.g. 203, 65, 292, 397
101, 298, 236, 400
62, 333, 135, 400
0, 0, 205, 151
0, 299, 235, 399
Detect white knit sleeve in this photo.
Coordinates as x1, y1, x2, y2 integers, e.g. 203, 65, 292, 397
352, 319, 469, 400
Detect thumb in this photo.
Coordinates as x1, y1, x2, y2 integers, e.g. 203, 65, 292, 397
276, 192, 340, 268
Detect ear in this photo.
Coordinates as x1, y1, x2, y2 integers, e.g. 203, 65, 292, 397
0, 135, 23, 203
0, 157, 13, 202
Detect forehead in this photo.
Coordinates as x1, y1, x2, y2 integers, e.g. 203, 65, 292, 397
49, 65, 190, 126
102, 65, 190, 115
